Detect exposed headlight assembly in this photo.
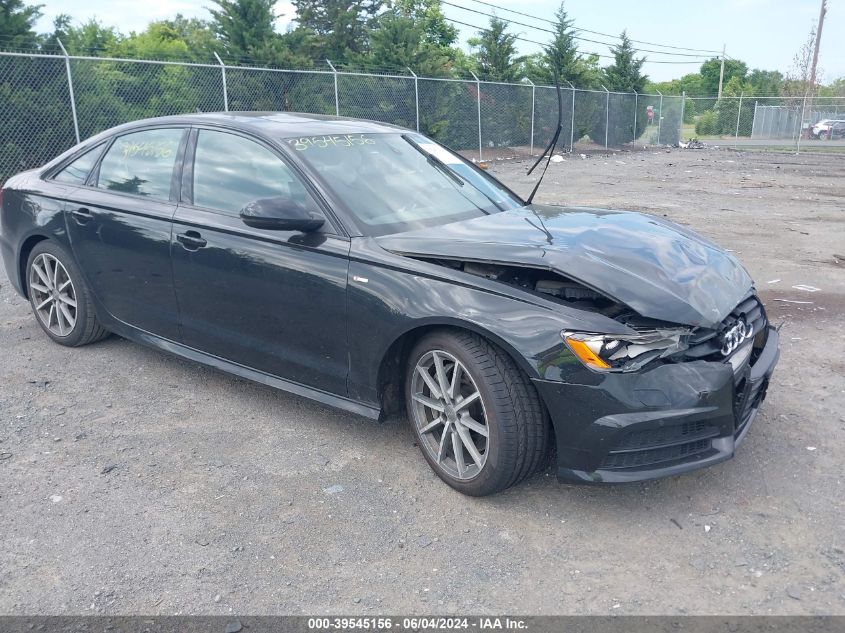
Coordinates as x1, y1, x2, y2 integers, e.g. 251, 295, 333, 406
562, 328, 690, 372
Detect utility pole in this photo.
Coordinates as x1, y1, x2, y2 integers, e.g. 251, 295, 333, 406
809, 0, 827, 94
717, 44, 726, 99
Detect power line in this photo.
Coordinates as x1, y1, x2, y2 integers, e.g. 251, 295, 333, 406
443, 1, 713, 59
463, 0, 723, 55
443, 17, 709, 64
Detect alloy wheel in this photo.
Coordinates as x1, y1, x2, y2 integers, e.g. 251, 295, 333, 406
29, 253, 77, 337
409, 350, 490, 480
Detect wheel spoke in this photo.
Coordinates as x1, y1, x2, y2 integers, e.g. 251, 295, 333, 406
59, 302, 75, 329
54, 301, 66, 335
35, 296, 53, 311
412, 393, 445, 412
454, 390, 480, 412
51, 257, 59, 288
459, 414, 488, 437
58, 294, 77, 308
432, 352, 451, 402
449, 362, 462, 401
416, 365, 442, 399
33, 262, 51, 289
47, 304, 56, 330
419, 415, 444, 435
452, 429, 466, 476
437, 420, 452, 463
30, 282, 50, 294
456, 424, 484, 469
58, 279, 72, 292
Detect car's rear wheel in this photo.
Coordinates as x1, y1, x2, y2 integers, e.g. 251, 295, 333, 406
26, 240, 110, 346
405, 330, 549, 496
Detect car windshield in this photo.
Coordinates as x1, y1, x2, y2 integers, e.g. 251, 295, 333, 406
284, 132, 524, 236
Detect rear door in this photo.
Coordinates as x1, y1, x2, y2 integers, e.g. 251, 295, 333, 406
63, 126, 186, 340
170, 128, 350, 395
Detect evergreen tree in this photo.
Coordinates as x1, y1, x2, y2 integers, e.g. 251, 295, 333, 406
541, 2, 579, 85
0, 0, 42, 49
603, 31, 647, 93
209, 0, 279, 59
467, 16, 521, 82
292, 0, 383, 64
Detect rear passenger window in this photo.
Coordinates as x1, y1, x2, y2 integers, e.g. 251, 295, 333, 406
97, 128, 184, 199
192, 130, 319, 216
53, 143, 104, 184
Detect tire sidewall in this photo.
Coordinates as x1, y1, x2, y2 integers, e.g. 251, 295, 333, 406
405, 332, 513, 496
26, 240, 92, 347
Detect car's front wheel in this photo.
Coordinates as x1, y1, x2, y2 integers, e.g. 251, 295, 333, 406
405, 330, 549, 496
26, 240, 110, 346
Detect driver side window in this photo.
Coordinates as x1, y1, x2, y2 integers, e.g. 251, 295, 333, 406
192, 130, 319, 217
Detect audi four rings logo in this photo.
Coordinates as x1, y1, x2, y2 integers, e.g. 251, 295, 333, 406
720, 318, 754, 356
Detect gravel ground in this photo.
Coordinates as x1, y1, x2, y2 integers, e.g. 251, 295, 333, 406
1, 148, 844, 615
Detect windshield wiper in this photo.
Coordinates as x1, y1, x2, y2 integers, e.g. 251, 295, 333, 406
402, 134, 505, 213
402, 134, 465, 187
525, 69, 564, 205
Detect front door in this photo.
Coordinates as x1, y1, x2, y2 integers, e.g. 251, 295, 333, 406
170, 128, 350, 395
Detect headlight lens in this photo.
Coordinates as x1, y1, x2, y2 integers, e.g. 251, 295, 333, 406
562, 328, 690, 372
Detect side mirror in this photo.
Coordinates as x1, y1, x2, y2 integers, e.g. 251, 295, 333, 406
239, 196, 325, 232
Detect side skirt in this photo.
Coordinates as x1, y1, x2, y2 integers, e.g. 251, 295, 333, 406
103, 317, 381, 421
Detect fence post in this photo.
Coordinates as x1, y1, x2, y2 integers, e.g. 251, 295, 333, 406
679, 91, 686, 142
57, 39, 80, 145
407, 67, 419, 132
526, 79, 535, 156
470, 71, 483, 162
633, 90, 638, 145
213, 52, 229, 112
601, 85, 610, 149
797, 93, 807, 155
734, 91, 743, 148
566, 80, 576, 152
326, 59, 339, 116
656, 90, 663, 145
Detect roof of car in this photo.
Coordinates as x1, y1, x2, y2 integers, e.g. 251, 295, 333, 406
112, 111, 407, 137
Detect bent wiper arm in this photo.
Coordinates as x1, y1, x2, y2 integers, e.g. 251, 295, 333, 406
526, 70, 564, 205
402, 134, 465, 187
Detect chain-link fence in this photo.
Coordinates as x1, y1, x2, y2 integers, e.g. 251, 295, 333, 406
2, 49, 843, 183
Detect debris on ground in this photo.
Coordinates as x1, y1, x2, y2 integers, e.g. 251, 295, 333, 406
678, 138, 707, 149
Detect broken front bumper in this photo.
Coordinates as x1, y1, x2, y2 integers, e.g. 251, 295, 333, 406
534, 326, 780, 484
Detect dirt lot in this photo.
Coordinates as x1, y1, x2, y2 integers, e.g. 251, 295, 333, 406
1, 148, 844, 616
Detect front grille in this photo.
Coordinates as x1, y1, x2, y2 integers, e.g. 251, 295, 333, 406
600, 439, 712, 470
600, 421, 720, 470
685, 293, 767, 362
734, 376, 769, 436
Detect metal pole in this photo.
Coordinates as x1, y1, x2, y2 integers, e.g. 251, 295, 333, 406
633, 90, 638, 144
526, 79, 535, 156
407, 67, 419, 132
214, 52, 229, 112
656, 90, 663, 145
470, 71, 483, 162
601, 85, 609, 149
734, 91, 743, 147
797, 93, 807, 154
326, 59, 339, 116
718, 45, 726, 100
752, 100, 758, 138
567, 80, 576, 152
57, 39, 80, 144
679, 91, 686, 143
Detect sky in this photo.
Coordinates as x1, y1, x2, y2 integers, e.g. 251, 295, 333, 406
33, 0, 844, 84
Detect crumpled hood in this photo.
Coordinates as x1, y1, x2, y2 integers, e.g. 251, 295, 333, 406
376, 205, 753, 329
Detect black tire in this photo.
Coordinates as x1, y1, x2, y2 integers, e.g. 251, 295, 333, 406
405, 329, 550, 496
26, 240, 110, 347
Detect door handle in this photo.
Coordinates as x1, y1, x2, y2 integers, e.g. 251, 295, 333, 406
70, 207, 93, 225
176, 230, 208, 250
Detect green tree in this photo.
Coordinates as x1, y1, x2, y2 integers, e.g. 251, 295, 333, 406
0, 0, 42, 49
293, 0, 383, 64
44, 17, 121, 55
530, 1, 594, 88
603, 31, 647, 93
209, 0, 279, 59
467, 16, 522, 82
745, 69, 783, 96
699, 57, 747, 96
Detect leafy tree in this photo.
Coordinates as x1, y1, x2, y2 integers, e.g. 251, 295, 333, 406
745, 69, 783, 96
293, 0, 383, 64
0, 0, 42, 49
699, 57, 747, 96
467, 16, 522, 82
43, 17, 121, 55
603, 31, 647, 93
